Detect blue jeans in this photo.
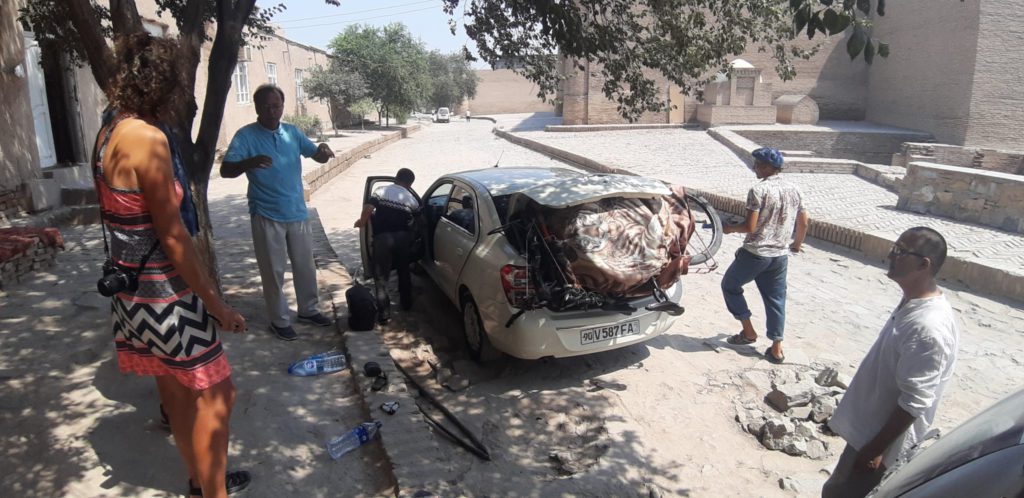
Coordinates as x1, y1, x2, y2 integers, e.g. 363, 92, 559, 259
721, 248, 789, 342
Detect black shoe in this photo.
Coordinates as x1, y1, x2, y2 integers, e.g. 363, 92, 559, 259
188, 470, 251, 496
297, 312, 333, 327
270, 324, 298, 341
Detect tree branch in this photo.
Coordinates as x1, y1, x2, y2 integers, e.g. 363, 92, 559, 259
109, 0, 143, 36
56, 0, 115, 94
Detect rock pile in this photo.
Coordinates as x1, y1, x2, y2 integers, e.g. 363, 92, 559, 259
735, 367, 851, 459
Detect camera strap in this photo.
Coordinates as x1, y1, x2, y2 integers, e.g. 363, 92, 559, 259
92, 113, 161, 277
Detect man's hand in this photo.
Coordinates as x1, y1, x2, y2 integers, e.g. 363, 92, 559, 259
790, 241, 802, 253
313, 143, 335, 163
354, 217, 366, 228
247, 155, 273, 170
854, 448, 884, 473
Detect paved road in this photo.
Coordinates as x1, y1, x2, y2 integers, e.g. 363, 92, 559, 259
311, 115, 1024, 497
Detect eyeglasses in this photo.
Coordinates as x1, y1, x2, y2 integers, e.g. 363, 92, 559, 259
890, 244, 926, 259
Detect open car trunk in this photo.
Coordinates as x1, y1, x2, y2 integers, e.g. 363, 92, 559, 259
504, 177, 697, 314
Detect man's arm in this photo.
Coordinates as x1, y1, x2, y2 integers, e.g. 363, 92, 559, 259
354, 203, 375, 228
854, 406, 916, 472
790, 210, 810, 252
220, 155, 272, 178
723, 209, 759, 235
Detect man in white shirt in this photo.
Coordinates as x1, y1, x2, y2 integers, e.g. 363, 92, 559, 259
823, 227, 960, 497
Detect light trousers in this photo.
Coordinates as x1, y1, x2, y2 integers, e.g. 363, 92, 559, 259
250, 214, 319, 327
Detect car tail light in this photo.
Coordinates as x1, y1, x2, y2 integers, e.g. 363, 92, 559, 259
500, 265, 534, 307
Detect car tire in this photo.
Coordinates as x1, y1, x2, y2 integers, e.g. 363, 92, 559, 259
462, 295, 501, 362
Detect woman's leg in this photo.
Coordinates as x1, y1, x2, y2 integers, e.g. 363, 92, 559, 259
156, 375, 236, 498
155, 375, 199, 493
192, 376, 236, 498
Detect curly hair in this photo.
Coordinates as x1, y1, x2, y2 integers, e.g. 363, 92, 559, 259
108, 33, 184, 118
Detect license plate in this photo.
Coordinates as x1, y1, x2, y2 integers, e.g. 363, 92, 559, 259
579, 319, 641, 345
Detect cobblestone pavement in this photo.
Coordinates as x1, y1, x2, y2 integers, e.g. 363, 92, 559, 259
312, 115, 1024, 497
510, 125, 1024, 281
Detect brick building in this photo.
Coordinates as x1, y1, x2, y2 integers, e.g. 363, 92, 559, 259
560, 1, 1024, 152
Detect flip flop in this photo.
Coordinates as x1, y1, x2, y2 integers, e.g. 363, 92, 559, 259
726, 333, 757, 345
764, 347, 785, 364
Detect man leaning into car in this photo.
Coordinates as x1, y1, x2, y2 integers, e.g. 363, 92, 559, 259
822, 227, 960, 498
355, 168, 420, 322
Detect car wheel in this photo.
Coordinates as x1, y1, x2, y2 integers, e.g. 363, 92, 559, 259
462, 295, 501, 362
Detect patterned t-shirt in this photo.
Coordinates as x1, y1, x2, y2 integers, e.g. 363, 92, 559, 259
742, 175, 806, 257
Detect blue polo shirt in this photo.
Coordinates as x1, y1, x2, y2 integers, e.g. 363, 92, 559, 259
224, 122, 317, 222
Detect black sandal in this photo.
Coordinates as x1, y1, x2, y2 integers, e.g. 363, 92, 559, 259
188, 470, 251, 496
764, 347, 785, 364
726, 333, 757, 345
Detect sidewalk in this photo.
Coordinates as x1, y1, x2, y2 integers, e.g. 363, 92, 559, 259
0, 127, 419, 497
495, 123, 1024, 303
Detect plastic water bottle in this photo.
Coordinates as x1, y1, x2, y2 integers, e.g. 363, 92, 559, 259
287, 351, 346, 377
326, 421, 382, 460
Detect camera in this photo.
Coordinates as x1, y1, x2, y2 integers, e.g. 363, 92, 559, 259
97, 260, 140, 297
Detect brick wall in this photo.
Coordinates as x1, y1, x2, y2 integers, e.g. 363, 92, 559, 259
965, 0, 1024, 150
898, 161, 1024, 233
0, 187, 27, 224
468, 69, 555, 115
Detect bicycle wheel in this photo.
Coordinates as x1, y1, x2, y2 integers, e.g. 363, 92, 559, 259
684, 193, 723, 265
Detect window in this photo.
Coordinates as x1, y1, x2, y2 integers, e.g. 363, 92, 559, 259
266, 62, 277, 85
444, 185, 477, 234
294, 69, 304, 102
234, 62, 249, 103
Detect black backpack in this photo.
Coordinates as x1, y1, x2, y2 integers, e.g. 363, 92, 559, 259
345, 282, 377, 331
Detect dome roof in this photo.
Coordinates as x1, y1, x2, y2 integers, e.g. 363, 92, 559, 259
729, 58, 755, 69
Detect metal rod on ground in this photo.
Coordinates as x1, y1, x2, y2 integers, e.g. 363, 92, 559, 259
391, 356, 492, 461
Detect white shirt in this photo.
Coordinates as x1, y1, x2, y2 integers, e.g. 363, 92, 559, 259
828, 293, 960, 468
742, 175, 806, 257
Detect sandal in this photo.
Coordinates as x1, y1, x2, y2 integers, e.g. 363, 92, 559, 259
188, 470, 251, 497
764, 347, 785, 364
726, 333, 757, 345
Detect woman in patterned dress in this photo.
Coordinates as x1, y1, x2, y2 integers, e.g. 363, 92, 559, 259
94, 33, 249, 498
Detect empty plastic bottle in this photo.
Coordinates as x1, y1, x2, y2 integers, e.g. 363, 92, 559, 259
326, 421, 382, 460
287, 351, 346, 377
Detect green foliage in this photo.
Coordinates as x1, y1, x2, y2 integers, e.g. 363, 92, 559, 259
329, 23, 430, 122
286, 114, 323, 138
304, 62, 368, 107
426, 50, 480, 109
347, 98, 378, 119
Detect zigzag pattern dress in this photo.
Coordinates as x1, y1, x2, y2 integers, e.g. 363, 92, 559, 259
94, 122, 231, 391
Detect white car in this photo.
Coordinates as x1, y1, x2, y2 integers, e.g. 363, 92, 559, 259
436, 107, 451, 123
360, 167, 721, 360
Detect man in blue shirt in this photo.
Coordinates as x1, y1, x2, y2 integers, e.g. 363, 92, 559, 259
221, 84, 335, 341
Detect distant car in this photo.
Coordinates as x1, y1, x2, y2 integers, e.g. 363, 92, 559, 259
436, 107, 450, 123
866, 387, 1024, 497
360, 167, 722, 361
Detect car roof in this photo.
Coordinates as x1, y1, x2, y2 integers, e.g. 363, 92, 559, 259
450, 167, 584, 197
451, 167, 670, 208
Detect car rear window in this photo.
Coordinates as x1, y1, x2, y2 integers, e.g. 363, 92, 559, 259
493, 194, 511, 223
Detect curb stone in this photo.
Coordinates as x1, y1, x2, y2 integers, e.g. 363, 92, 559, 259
308, 212, 454, 497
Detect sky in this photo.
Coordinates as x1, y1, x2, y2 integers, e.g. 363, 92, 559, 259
258, 0, 488, 68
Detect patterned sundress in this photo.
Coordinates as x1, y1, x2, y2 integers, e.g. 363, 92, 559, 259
93, 118, 230, 391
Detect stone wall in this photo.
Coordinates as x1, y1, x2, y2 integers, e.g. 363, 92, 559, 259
894, 142, 1024, 175
897, 161, 1024, 233
731, 128, 932, 165
468, 69, 554, 115
0, 0, 40, 192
